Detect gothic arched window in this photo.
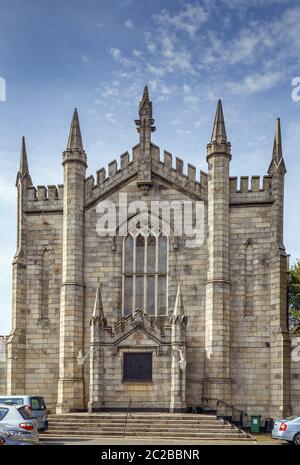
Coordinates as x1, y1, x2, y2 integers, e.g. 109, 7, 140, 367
122, 230, 168, 316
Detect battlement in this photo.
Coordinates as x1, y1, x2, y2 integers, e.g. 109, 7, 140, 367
229, 175, 273, 205
229, 176, 272, 193
85, 149, 136, 200
26, 184, 64, 211
146, 144, 207, 200
151, 144, 207, 189
85, 143, 208, 204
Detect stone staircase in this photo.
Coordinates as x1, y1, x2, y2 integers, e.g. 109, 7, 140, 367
42, 413, 254, 442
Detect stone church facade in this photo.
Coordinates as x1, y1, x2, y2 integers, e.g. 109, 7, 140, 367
6, 87, 293, 418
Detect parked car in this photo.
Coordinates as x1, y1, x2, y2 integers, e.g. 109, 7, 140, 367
0, 404, 39, 444
272, 416, 300, 445
0, 427, 38, 445
0, 395, 48, 432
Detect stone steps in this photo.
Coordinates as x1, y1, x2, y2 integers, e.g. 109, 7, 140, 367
47, 426, 235, 433
43, 432, 251, 440
43, 413, 253, 442
48, 420, 226, 426
51, 414, 215, 420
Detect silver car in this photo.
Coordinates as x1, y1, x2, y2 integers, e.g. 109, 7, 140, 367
272, 416, 300, 445
0, 395, 48, 432
0, 404, 39, 444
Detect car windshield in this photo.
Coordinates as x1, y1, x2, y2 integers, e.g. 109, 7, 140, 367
0, 398, 24, 406
0, 408, 8, 421
285, 416, 299, 421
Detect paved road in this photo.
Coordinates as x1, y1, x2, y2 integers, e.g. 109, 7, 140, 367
40, 436, 285, 446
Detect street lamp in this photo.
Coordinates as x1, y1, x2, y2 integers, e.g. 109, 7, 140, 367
77, 349, 92, 367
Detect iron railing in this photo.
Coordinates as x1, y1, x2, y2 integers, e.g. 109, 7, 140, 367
123, 398, 132, 437
202, 398, 248, 431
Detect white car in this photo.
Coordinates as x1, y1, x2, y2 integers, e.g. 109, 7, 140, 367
0, 403, 39, 444
272, 416, 300, 445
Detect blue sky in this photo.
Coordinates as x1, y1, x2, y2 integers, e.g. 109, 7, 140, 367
0, 0, 300, 334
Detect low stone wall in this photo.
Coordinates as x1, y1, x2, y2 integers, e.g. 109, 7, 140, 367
0, 336, 7, 395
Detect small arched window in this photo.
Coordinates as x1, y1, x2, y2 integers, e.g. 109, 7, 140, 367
122, 229, 168, 317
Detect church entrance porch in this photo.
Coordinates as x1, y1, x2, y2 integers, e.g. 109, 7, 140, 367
88, 305, 187, 413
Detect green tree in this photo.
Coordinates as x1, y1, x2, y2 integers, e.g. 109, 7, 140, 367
288, 259, 300, 325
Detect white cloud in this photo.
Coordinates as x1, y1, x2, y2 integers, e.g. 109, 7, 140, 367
176, 128, 192, 135
228, 71, 283, 94
105, 112, 118, 124
81, 55, 89, 64
102, 84, 119, 97
110, 47, 121, 61
144, 32, 156, 54
154, 3, 208, 39
183, 84, 191, 94
184, 94, 199, 107
125, 19, 134, 29
109, 47, 132, 67
132, 49, 143, 58
147, 64, 165, 77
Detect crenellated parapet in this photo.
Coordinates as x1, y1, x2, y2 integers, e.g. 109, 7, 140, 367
151, 144, 207, 197
84, 142, 208, 207
229, 175, 273, 205
85, 149, 138, 206
26, 184, 64, 211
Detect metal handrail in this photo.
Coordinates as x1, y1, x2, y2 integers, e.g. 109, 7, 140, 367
202, 398, 248, 429
123, 398, 132, 437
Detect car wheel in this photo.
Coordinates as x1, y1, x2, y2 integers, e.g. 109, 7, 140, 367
293, 433, 300, 445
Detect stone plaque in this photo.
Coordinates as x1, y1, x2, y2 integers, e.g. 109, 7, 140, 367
123, 352, 152, 382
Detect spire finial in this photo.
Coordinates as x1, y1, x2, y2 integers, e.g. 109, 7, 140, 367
19, 136, 29, 175
174, 284, 184, 317
268, 117, 286, 175
67, 108, 83, 150
90, 286, 106, 326
211, 99, 227, 143
142, 85, 149, 103
16, 136, 32, 186
139, 85, 151, 118
170, 284, 188, 328
135, 85, 156, 146
273, 117, 283, 164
